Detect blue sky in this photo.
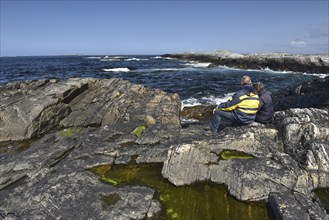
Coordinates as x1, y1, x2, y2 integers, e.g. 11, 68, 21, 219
1, 1, 328, 56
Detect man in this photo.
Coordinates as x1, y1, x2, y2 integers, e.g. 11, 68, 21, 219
253, 82, 273, 124
209, 75, 260, 135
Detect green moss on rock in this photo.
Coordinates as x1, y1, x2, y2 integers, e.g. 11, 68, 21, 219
101, 177, 119, 185
58, 128, 82, 137
89, 164, 111, 177
101, 194, 121, 210
90, 162, 271, 220
132, 125, 146, 138
0, 139, 35, 154
218, 150, 254, 160
314, 188, 329, 207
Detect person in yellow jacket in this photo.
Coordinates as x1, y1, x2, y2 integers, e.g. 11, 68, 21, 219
209, 75, 260, 135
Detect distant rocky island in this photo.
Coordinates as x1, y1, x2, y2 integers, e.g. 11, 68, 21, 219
163, 50, 329, 74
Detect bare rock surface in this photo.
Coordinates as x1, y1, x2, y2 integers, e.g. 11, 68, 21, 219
0, 78, 180, 142
269, 191, 329, 220
272, 76, 329, 111
1, 78, 329, 219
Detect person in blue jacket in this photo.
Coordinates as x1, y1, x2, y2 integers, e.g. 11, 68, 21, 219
253, 82, 274, 124
209, 75, 260, 135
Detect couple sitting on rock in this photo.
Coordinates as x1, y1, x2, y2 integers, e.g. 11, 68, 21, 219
207, 75, 273, 136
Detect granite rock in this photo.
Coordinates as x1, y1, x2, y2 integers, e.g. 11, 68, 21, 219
0, 78, 181, 142
1, 78, 329, 219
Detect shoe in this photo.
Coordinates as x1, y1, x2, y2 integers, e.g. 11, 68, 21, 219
203, 131, 216, 137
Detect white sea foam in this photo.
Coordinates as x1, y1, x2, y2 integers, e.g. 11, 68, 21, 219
101, 56, 127, 61
219, 65, 328, 77
151, 56, 173, 60
218, 65, 295, 74
253, 67, 294, 74
181, 118, 200, 123
101, 56, 148, 62
302, 73, 328, 78
254, 67, 328, 77
111, 56, 127, 59
214, 65, 247, 72
102, 68, 130, 72
183, 62, 212, 68
126, 58, 149, 61
181, 93, 234, 109
86, 56, 101, 59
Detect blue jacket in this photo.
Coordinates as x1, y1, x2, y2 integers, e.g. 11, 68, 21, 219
255, 90, 273, 124
217, 85, 260, 124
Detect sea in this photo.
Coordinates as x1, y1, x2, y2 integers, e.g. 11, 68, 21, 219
0, 55, 327, 108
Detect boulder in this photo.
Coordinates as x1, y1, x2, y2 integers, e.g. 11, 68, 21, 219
163, 108, 329, 203
274, 108, 329, 173
269, 192, 329, 220
272, 76, 329, 111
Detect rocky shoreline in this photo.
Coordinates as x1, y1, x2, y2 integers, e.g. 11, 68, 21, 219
162, 50, 329, 74
0, 77, 329, 219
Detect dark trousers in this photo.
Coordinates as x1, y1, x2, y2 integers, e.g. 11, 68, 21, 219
211, 110, 240, 134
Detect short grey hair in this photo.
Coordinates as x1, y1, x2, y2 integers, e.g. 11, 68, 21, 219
241, 75, 252, 85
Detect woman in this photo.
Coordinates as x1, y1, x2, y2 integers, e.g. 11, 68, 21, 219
253, 82, 274, 124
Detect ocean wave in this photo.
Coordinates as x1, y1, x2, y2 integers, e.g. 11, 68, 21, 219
100, 56, 126, 61
102, 68, 130, 72
255, 67, 328, 77
86, 57, 101, 59
217, 65, 295, 74
125, 58, 149, 61
110, 56, 127, 59
151, 56, 173, 60
217, 65, 243, 71
249, 67, 294, 74
181, 118, 200, 123
100, 56, 148, 62
219, 65, 323, 76
302, 73, 328, 78
183, 62, 212, 68
181, 93, 234, 109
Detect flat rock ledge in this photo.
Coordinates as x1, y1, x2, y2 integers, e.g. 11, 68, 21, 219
163, 50, 329, 74
0, 78, 329, 219
0, 78, 180, 142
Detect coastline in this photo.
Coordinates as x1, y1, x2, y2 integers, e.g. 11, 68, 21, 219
162, 50, 329, 74
181, 75, 329, 121
0, 77, 328, 219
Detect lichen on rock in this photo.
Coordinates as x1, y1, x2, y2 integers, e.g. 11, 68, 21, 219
218, 150, 255, 160
57, 128, 82, 137
132, 125, 146, 138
